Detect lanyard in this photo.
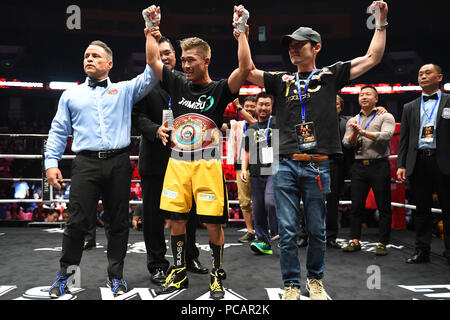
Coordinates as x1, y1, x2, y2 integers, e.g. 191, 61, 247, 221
296, 69, 317, 123
421, 93, 440, 124
358, 111, 377, 130
168, 96, 172, 109
243, 118, 256, 135
257, 116, 272, 145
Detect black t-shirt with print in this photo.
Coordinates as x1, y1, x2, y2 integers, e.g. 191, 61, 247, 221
244, 116, 277, 176
161, 65, 238, 129
263, 61, 351, 156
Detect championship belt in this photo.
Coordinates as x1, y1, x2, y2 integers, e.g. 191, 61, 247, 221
170, 113, 221, 152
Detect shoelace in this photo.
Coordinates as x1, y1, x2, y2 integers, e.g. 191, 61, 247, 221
163, 267, 185, 287
308, 279, 324, 295
51, 275, 68, 289
210, 275, 223, 292
162, 269, 177, 287
283, 283, 299, 300
111, 278, 127, 292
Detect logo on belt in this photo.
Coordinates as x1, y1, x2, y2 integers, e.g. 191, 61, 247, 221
171, 113, 220, 152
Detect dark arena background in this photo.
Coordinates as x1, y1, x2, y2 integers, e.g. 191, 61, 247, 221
1, 0, 449, 315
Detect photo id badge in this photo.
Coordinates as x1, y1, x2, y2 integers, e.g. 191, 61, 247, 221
295, 122, 317, 151
261, 147, 273, 164
162, 109, 174, 130
356, 138, 363, 155
421, 125, 434, 143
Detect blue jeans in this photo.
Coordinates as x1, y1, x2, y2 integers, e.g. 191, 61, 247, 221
273, 157, 330, 288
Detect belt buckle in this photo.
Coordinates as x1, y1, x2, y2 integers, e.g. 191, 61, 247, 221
363, 160, 370, 166
98, 151, 108, 159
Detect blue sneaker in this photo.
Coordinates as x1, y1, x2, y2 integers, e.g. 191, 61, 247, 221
107, 277, 128, 296
250, 241, 273, 255
49, 274, 71, 298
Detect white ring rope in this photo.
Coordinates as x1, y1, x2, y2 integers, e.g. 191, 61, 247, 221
0, 134, 441, 214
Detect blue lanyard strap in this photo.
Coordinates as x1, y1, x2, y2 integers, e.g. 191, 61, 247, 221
168, 96, 172, 108
257, 116, 272, 144
296, 69, 317, 123
421, 92, 441, 124
358, 111, 377, 130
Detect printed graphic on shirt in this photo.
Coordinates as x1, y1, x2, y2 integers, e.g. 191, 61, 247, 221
178, 95, 215, 112
263, 61, 351, 155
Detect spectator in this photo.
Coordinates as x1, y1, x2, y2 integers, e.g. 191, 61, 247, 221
224, 96, 257, 243
342, 85, 395, 256
0, 204, 8, 220
241, 93, 278, 255
46, 210, 60, 222
62, 208, 69, 223
13, 179, 29, 200
7, 202, 24, 220
32, 202, 47, 222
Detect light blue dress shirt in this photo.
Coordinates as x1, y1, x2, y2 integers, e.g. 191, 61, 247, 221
45, 65, 158, 169
418, 90, 441, 150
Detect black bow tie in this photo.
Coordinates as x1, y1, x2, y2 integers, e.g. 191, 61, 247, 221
88, 79, 108, 88
423, 93, 438, 102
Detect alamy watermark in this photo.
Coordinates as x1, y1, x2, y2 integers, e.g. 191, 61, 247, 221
66, 5, 81, 30
170, 128, 280, 175
366, 1, 383, 30
366, 265, 381, 290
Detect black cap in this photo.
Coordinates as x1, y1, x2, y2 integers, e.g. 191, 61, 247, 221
281, 27, 321, 47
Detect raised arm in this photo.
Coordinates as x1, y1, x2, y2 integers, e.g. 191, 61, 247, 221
349, 1, 388, 80
143, 5, 164, 81
247, 63, 265, 88
227, 5, 252, 94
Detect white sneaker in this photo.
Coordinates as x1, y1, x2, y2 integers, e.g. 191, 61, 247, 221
306, 278, 327, 300
282, 283, 301, 300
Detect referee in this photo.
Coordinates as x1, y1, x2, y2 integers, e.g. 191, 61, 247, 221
44, 31, 159, 297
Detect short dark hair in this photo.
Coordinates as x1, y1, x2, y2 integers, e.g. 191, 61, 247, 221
336, 95, 344, 107
244, 95, 256, 103
428, 63, 443, 75
159, 36, 174, 51
256, 92, 274, 105
360, 85, 378, 97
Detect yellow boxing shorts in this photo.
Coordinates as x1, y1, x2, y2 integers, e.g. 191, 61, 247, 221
160, 157, 229, 224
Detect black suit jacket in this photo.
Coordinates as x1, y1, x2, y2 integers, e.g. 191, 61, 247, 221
132, 70, 184, 176
397, 92, 450, 176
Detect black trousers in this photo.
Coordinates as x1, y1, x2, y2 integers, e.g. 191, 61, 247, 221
349, 158, 392, 244
59, 152, 132, 279
410, 153, 450, 254
326, 157, 345, 241
140, 174, 199, 273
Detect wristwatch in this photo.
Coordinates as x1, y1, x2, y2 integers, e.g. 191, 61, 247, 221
361, 130, 366, 137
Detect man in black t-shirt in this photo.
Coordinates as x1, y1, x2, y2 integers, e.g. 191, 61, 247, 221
241, 93, 278, 256
246, 1, 389, 300
143, 5, 251, 300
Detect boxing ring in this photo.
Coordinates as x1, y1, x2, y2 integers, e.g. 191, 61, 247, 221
1, 132, 450, 302
0, 132, 443, 218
